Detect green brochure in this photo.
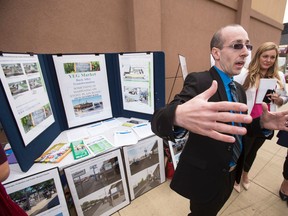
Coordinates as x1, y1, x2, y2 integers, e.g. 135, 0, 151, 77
70, 140, 89, 160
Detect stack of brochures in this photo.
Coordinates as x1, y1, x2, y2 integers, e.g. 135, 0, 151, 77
35, 143, 71, 163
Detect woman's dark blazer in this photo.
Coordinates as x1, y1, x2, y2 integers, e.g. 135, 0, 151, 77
151, 67, 266, 202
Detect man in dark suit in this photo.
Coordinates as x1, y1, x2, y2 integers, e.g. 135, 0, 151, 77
151, 24, 288, 216
278, 130, 288, 204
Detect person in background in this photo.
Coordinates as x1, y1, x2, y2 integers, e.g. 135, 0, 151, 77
0, 145, 10, 182
234, 42, 288, 192
0, 144, 28, 216
278, 130, 288, 204
151, 24, 288, 216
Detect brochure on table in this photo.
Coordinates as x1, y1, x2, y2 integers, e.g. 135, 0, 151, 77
0, 51, 165, 172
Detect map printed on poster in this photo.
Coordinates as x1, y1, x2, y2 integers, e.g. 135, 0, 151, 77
118, 53, 154, 114
0, 54, 55, 146
53, 54, 112, 128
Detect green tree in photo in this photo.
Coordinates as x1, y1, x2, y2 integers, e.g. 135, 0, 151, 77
91, 61, 100, 71
64, 63, 75, 74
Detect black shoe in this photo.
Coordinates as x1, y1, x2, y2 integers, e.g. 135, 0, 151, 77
279, 190, 288, 201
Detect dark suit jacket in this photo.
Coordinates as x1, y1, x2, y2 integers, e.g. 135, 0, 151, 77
151, 67, 265, 202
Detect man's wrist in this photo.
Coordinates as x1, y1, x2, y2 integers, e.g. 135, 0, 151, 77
174, 104, 182, 127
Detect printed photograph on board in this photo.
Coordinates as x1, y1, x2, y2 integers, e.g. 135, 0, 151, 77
4, 168, 69, 216
118, 53, 154, 114
64, 149, 129, 216
122, 136, 165, 200
168, 133, 189, 169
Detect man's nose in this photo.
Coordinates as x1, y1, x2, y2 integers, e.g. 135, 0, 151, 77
240, 48, 250, 58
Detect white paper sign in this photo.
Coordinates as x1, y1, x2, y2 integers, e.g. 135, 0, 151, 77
255, 78, 277, 104
118, 53, 154, 114
53, 54, 112, 128
179, 54, 188, 80
0, 54, 55, 145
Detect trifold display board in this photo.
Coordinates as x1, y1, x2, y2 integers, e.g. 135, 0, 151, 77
0, 52, 165, 172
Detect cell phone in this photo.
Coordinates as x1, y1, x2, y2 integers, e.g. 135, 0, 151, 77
263, 89, 275, 103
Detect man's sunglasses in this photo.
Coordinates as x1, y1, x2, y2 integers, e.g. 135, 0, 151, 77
225, 43, 253, 51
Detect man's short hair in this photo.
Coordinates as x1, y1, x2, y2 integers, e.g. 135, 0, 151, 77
210, 24, 243, 51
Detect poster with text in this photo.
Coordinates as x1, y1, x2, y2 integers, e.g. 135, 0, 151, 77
4, 168, 69, 216
64, 149, 130, 216
53, 54, 112, 128
118, 53, 154, 114
0, 54, 55, 146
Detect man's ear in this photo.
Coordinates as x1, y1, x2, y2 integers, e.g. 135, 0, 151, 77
211, 47, 220, 60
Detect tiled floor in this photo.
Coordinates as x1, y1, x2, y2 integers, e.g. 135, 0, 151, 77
111, 99, 288, 216
111, 134, 288, 216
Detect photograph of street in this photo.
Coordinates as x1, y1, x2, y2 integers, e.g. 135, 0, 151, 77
168, 134, 188, 169
127, 140, 159, 176
124, 86, 148, 105
71, 156, 121, 200
1, 63, 24, 77
8, 80, 29, 96
80, 180, 127, 216
132, 164, 162, 199
72, 95, 103, 117
28, 77, 43, 90
23, 62, 40, 74
21, 104, 53, 134
123, 136, 166, 200
8, 178, 60, 216
65, 149, 130, 216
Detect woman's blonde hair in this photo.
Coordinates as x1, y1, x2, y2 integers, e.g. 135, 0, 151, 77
242, 42, 283, 90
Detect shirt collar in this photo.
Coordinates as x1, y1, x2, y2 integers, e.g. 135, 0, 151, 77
213, 66, 233, 87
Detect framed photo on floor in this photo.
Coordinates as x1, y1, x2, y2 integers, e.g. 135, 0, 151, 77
63, 148, 130, 216
3, 168, 69, 216
122, 135, 165, 200
168, 133, 188, 169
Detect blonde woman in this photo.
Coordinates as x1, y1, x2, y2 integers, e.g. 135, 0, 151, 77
234, 42, 288, 192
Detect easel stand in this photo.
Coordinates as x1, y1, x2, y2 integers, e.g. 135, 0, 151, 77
167, 63, 180, 104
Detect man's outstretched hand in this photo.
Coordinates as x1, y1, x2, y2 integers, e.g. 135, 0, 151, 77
260, 102, 288, 131
174, 80, 253, 143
